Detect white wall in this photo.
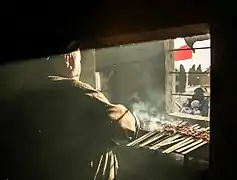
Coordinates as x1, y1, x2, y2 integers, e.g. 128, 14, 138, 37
174, 38, 210, 72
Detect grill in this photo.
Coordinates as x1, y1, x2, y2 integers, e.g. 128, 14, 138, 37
127, 121, 209, 162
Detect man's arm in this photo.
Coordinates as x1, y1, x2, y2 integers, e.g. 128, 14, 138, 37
74, 80, 139, 139
56, 79, 139, 140
87, 90, 138, 135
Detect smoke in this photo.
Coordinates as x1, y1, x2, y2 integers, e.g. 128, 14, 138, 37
132, 101, 162, 131
131, 89, 177, 131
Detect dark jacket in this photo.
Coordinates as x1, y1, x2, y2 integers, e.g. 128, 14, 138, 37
2, 76, 137, 180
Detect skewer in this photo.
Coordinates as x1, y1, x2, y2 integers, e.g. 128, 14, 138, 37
139, 133, 166, 147
149, 134, 176, 149
163, 139, 195, 154
151, 137, 186, 150
196, 128, 206, 132
176, 139, 203, 153
182, 141, 208, 155
162, 137, 194, 154
127, 131, 158, 147
152, 134, 181, 146
127, 131, 157, 147
177, 120, 183, 124
204, 127, 210, 131
179, 122, 187, 127
150, 134, 182, 150
191, 124, 199, 129
127, 121, 210, 155
193, 126, 200, 130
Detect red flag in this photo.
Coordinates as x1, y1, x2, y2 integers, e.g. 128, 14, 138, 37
174, 45, 192, 61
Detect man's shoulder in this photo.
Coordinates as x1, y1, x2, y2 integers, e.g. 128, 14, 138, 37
48, 76, 96, 92
14, 76, 111, 110
49, 77, 113, 105
11, 76, 97, 103
46, 77, 110, 104
12, 78, 101, 111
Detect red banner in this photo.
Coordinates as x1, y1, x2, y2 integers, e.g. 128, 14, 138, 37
174, 45, 193, 61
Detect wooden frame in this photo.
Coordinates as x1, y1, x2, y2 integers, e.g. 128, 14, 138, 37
164, 31, 210, 122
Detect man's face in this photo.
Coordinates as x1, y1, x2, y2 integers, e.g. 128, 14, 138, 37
64, 50, 81, 79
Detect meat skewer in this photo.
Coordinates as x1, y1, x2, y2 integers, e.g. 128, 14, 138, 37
126, 117, 210, 155
179, 125, 210, 142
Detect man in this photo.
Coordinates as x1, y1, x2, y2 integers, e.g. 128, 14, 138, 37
181, 87, 209, 116
2, 49, 139, 180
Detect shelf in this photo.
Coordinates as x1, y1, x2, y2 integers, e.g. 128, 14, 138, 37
168, 112, 210, 122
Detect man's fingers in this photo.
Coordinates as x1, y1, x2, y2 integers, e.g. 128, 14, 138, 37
69, 55, 76, 71
65, 54, 70, 68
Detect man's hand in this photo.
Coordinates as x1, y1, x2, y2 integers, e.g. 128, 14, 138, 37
108, 104, 136, 132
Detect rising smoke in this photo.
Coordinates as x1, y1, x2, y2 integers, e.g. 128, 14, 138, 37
130, 88, 177, 131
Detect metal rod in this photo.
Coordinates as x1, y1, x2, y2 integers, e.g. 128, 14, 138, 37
183, 154, 190, 167
169, 71, 210, 74
175, 101, 182, 110
169, 47, 210, 52
171, 93, 210, 97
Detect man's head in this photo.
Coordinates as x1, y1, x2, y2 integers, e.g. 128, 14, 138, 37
193, 87, 205, 102
47, 49, 81, 79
